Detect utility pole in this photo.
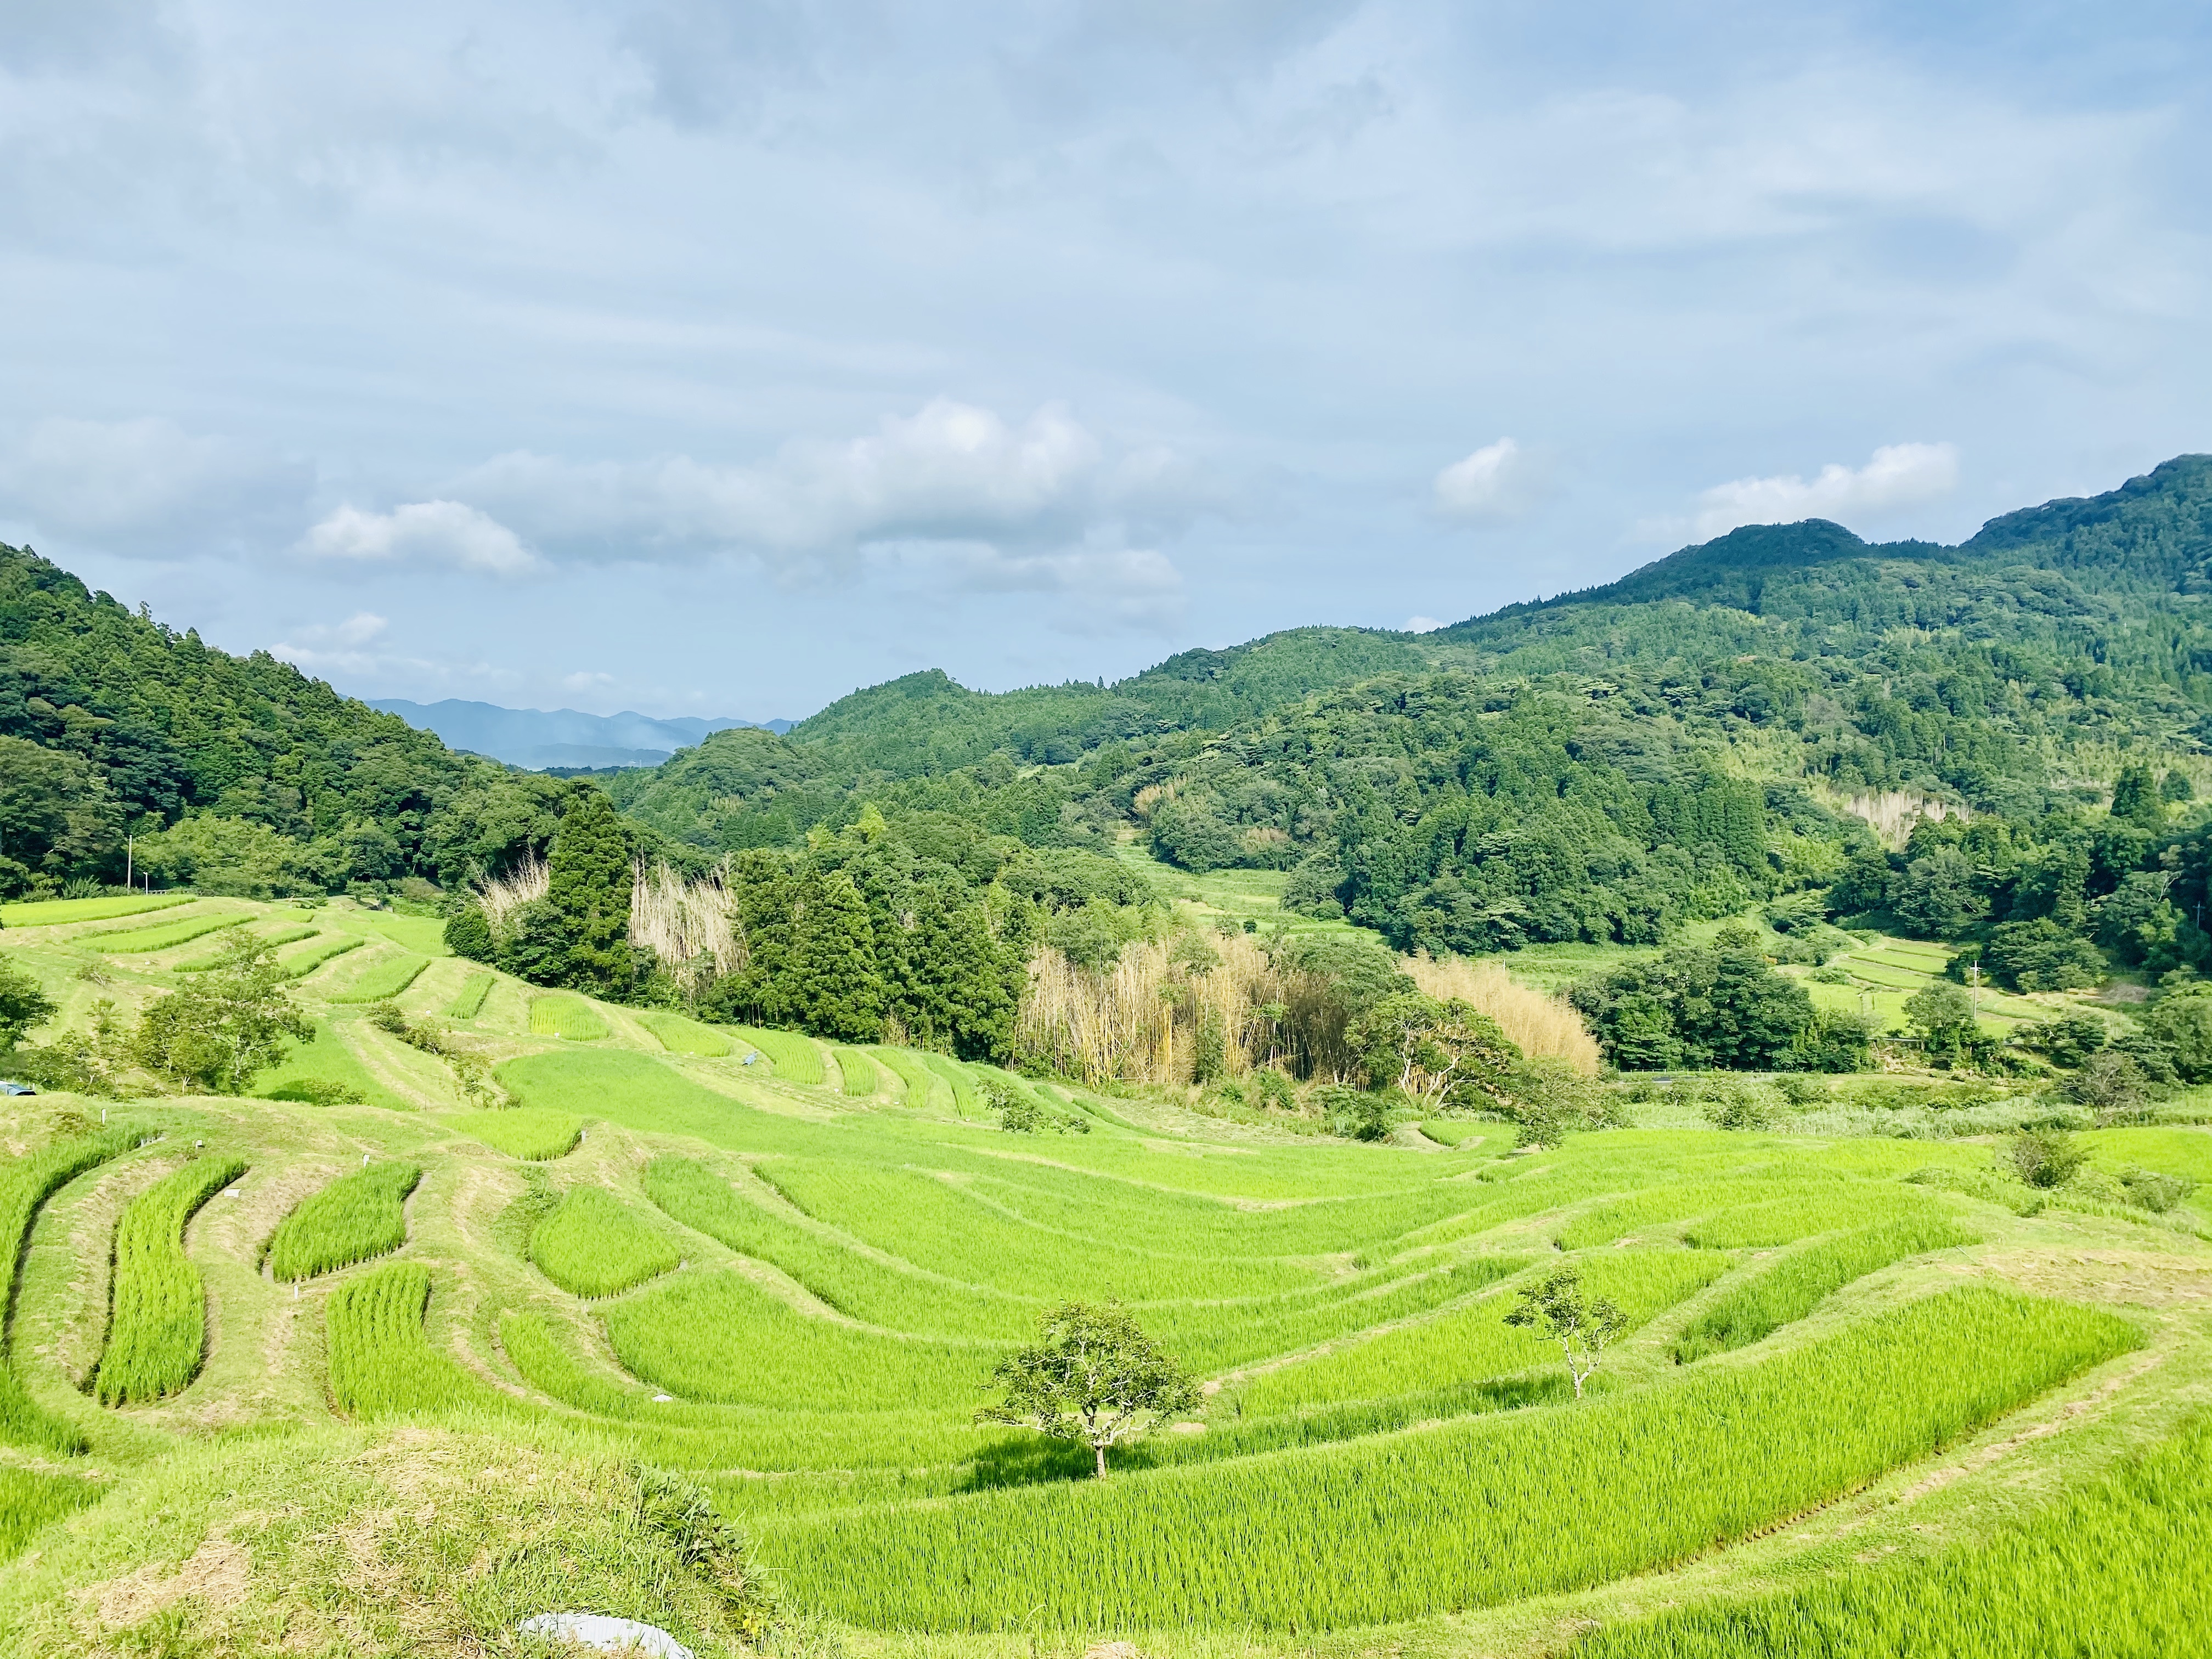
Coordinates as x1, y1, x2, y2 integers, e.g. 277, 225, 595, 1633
125, 832, 133, 890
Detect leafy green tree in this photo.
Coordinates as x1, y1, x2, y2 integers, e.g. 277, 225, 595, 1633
0, 953, 58, 1050
132, 933, 314, 1093
782, 867, 884, 1042
1570, 946, 1822, 1071
2019, 1011, 2108, 1068
1507, 1057, 1622, 1148
443, 904, 495, 963
2143, 988, 2212, 1082
977, 1301, 1200, 1478
2061, 1049, 2154, 1122
1891, 847, 1987, 939
2111, 763, 2166, 830
547, 789, 634, 995
1904, 982, 1978, 1058
1504, 1269, 1627, 1398
1980, 919, 2104, 992
1347, 991, 1521, 1108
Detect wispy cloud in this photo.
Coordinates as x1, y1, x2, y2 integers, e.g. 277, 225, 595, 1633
1686, 442, 1961, 540
300, 500, 540, 577
1433, 438, 1550, 525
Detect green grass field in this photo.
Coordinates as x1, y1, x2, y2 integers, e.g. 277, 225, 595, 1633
0, 893, 191, 928
0, 891, 2205, 1654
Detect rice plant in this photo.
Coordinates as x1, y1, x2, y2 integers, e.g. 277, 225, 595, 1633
0, 1125, 139, 1450
869, 1047, 945, 1109
0, 1465, 102, 1562
602, 1268, 996, 1411
636, 1010, 733, 1056
325, 1262, 509, 1417
264, 1161, 422, 1282
726, 1026, 825, 1085
327, 955, 432, 1005
1684, 1189, 1946, 1250
0, 893, 189, 928
922, 1053, 981, 1117
93, 1155, 249, 1405
277, 934, 364, 980
529, 996, 609, 1041
531, 1186, 682, 1297
447, 1109, 583, 1161
91, 913, 250, 953
1674, 1212, 1979, 1363
1575, 1410, 2212, 1658
763, 1288, 2135, 1631
173, 923, 317, 969
446, 974, 493, 1018
833, 1048, 879, 1097
1242, 1250, 1730, 1413
1419, 1119, 1490, 1148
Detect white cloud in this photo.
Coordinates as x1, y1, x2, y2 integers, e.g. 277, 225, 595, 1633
455, 399, 1205, 573
0, 416, 311, 551
1688, 442, 1961, 540
1433, 437, 1549, 524
1403, 614, 1443, 633
877, 539, 1186, 635
562, 669, 616, 691
300, 500, 540, 577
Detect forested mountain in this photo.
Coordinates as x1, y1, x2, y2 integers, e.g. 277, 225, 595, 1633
0, 547, 576, 897
10, 457, 2212, 1012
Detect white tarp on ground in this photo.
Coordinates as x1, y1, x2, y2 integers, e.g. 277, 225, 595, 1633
517, 1612, 695, 1658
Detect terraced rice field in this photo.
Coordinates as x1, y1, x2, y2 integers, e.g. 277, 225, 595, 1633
1808, 933, 2050, 1033
0, 900, 2204, 1652
0, 893, 191, 928
89, 912, 250, 954
529, 996, 609, 1041
326, 953, 432, 1004
445, 973, 493, 1018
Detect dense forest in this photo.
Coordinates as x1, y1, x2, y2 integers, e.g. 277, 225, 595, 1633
10, 454, 2212, 1082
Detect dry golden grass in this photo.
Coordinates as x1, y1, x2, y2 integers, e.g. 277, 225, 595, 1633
471, 850, 547, 930
1403, 952, 1600, 1075
628, 860, 742, 996
1018, 932, 1600, 1085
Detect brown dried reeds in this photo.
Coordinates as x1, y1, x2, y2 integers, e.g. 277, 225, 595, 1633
1402, 953, 1600, 1076
1017, 929, 1600, 1087
628, 860, 744, 996
472, 850, 548, 931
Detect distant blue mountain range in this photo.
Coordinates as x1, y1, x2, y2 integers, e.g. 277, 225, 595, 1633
370, 698, 794, 771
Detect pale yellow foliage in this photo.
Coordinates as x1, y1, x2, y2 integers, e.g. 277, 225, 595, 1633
1402, 952, 1600, 1076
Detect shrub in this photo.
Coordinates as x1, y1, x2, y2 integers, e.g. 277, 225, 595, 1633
1701, 1081, 1778, 1132
2061, 1049, 2155, 1122
2007, 1127, 2087, 1189
2120, 1166, 2196, 1213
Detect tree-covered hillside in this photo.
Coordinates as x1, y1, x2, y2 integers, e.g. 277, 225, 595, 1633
0, 545, 576, 898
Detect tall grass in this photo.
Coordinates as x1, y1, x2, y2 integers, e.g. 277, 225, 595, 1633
528, 996, 608, 1040
0, 1125, 138, 1450
531, 1187, 681, 1297
1575, 1411, 2212, 1658
446, 974, 493, 1018
473, 850, 548, 932
637, 1011, 732, 1056
91, 913, 249, 953
628, 860, 743, 998
832, 1048, 879, 1097
1018, 931, 1599, 1085
93, 1156, 247, 1405
328, 955, 431, 1005
264, 1162, 422, 1282
1403, 953, 1600, 1074
0, 1465, 101, 1562
445, 1109, 583, 1161
764, 1288, 2136, 1630
1673, 1213, 1978, 1363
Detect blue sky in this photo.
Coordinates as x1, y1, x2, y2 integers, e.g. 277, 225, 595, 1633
2, 1, 2207, 722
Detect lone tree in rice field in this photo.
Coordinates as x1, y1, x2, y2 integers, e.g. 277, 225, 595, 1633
978, 1301, 1200, 1478
132, 931, 314, 1094
1505, 1268, 1627, 1400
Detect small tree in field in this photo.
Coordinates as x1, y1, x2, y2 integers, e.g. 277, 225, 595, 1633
1504, 1269, 1627, 1399
977, 1301, 1199, 1477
